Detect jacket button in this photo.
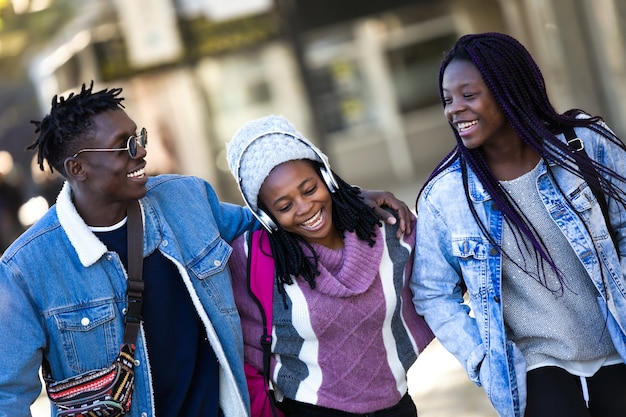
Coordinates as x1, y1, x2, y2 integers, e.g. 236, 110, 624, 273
493, 295, 500, 303
489, 247, 499, 256
214, 260, 221, 267
81, 317, 90, 326
162, 240, 168, 247
134, 359, 141, 366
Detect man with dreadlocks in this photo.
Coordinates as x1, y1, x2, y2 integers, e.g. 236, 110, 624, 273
0, 82, 255, 417
0, 83, 413, 417
411, 32, 626, 417
225, 115, 434, 417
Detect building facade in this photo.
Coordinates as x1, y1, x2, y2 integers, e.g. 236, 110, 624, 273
26, 0, 626, 205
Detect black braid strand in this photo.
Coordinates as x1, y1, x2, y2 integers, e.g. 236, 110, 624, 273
263, 164, 380, 302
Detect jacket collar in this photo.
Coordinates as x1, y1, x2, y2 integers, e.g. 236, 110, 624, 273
463, 157, 551, 204
56, 181, 108, 267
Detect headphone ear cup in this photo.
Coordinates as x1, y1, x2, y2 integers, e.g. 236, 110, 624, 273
319, 167, 338, 193
257, 209, 278, 232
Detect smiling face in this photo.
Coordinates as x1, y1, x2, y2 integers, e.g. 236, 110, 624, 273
258, 159, 343, 249
69, 108, 148, 226
441, 59, 517, 151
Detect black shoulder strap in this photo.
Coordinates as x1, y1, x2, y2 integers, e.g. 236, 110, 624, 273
123, 200, 144, 345
564, 127, 619, 254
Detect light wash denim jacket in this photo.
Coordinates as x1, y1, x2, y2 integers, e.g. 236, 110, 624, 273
0, 175, 255, 417
411, 126, 626, 417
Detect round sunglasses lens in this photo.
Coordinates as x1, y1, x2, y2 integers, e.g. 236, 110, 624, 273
129, 138, 137, 158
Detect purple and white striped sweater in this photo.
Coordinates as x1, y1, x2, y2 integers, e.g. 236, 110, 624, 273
229, 218, 433, 413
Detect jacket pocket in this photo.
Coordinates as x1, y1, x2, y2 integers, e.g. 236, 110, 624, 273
567, 182, 610, 240
51, 302, 119, 373
189, 238, 232, 278
452, 236, 488, 260
188, 238, 237, 314
451, 236, 488, 294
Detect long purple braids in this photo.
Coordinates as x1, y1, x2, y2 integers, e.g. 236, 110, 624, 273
419, 32, 626, 290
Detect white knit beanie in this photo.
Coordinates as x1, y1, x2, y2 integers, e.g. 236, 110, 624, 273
226, 115, 327, 211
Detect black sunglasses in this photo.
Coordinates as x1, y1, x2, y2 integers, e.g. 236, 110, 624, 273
73, 128, 148, 159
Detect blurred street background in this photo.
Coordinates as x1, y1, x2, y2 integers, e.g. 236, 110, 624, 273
2, 0, 626, 415
2, 0, 626, 248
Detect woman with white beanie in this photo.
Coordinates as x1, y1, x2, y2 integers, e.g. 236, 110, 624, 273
226, 115, 433, 416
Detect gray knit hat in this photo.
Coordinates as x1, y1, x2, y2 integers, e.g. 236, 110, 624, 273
226, 115, 328, 212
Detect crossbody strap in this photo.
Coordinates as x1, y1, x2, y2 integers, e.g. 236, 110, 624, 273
123, 200, 144, 345
247, 229, 281, 417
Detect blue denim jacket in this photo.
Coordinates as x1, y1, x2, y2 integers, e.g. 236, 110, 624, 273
411, 126, 626, 417
0, 175, 255, 417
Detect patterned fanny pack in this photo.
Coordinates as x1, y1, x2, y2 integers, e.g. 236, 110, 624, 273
43, 343, 135, 417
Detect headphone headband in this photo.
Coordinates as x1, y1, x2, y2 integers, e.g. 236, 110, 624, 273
234, 130, 338, 232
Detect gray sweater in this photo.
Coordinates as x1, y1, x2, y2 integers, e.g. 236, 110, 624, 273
499, 161, 616, 369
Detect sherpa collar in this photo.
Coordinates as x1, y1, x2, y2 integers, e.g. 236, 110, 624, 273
56, 181, 108, 267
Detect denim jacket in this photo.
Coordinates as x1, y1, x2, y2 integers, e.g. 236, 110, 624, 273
0, 174, 255, 417
411, 126, 626, 417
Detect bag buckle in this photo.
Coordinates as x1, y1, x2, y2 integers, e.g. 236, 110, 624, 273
568, 137, 584, 151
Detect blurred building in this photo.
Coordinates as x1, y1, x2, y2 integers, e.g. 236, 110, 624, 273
3, 0, 626, 214
5, 1, 624, 411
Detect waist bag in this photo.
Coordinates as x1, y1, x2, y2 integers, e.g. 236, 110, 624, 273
43, 200, 144, 417
43, 344, 135, 417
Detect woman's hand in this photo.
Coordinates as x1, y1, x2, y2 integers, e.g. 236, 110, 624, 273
360, 189, 413, 238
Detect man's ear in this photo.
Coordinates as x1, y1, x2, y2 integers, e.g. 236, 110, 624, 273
64, 157, 87, 181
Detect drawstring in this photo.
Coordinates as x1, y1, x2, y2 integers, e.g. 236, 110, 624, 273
580, 376, 590, 408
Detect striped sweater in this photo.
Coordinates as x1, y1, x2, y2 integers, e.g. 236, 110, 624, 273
228, 218, 433, 413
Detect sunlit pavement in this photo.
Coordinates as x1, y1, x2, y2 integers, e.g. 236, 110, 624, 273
31, 339, 496, 417
410, 338, 497, 416
30, 387, 49, 417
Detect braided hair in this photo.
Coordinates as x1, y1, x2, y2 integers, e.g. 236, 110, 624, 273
28, 81, 125, 176
419, 32, 626, 291
259, 161, 380, 302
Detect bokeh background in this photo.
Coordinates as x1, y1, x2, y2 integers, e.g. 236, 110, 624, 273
0, 0, 624, 415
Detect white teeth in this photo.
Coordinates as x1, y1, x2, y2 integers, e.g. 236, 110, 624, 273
127, 168, 145, 178
302, 210, 323, 229
457, 120, 478, 131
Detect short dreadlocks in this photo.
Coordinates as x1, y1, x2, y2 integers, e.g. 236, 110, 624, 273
28, 81, 125, 176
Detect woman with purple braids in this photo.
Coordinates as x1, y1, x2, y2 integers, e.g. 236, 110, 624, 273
410, 32, 626, 417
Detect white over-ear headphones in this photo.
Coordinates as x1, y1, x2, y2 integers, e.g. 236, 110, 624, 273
234, 131, 338, 233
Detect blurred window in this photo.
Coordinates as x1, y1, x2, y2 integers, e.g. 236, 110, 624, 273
386, 33, 458, 113
310, 59, 368, 133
